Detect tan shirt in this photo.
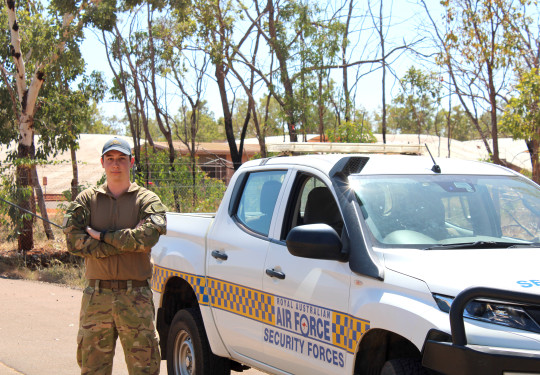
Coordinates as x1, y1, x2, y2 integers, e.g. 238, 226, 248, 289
75, 183, 165, 281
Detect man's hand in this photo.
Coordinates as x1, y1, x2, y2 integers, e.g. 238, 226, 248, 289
86, 226, 100, 241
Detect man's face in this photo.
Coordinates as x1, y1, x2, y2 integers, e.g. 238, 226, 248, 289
101, 150, 134, 183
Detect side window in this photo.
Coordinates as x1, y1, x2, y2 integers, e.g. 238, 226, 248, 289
283, 175, 344, 239
236, 170, 287, 236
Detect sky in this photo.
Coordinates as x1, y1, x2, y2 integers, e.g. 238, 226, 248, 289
79, 0, 444, 124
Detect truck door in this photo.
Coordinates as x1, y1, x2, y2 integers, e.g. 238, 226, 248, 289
206, 169, 289, 362
263, 172, 353, 375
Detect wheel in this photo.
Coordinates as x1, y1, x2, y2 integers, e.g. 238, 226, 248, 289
380, 358, 427, 375
167, 308, 230, 375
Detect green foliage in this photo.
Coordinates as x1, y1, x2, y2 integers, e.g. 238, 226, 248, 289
391, 66, 442, 135
501, 69, 540, 140
81, 0, 119, 32
258, 95, 287, 137
0, 170, 33, 240
34, 71, 108, 158
447, 106, 477, 141
442, 0, 518, 70
189, 105, 224, 142
326, 120, 376, 143
135, 148, 226, 212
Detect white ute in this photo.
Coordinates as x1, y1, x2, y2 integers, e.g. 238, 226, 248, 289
150, 154, 540, 375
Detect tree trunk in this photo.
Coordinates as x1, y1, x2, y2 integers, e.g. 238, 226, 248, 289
379, 0, 387, 144
447, 73, 452, 157
252, 102, 267, 158
69, 133, 80, 201
527, 132, 540, 184
190, 110, 198, 209
488, 66, 501, 165
267, 0, 298, 141
215, 63, 242, 170
31, 166, 54, 240
16, 143, 34, 251
342, 0, 353, 123
318, 73, 325, 141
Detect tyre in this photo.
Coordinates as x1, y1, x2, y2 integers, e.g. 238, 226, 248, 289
380, 358, 427, 375
167, 308, 230, 375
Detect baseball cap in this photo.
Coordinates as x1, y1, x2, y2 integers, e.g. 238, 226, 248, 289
102, 137, 132, 157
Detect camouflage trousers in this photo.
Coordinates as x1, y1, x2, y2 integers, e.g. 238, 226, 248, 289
77, 282, 161, 375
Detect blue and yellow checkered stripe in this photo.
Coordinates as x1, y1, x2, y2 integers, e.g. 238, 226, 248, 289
152, 265, 208, 305
332, 312, 370, 353
207, 278, 275, 325
152, 265, 275, 324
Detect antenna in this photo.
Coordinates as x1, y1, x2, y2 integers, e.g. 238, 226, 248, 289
425, 144, 441, 173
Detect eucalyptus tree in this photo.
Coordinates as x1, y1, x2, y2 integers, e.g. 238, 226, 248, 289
499, 1, 540, 182
502, 70, 540, 182
1, 0, 111, 250
104, 21, 155, 172
422, 0, 520, 166
393, 66, 441, 143
368, 0, 388, 143
149, 8, 212, 206
340, 0, 354, 124
234, 0, 339, 141
190, 0, 264, 169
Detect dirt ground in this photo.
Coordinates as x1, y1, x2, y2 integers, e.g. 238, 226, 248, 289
0, 278, 265, 375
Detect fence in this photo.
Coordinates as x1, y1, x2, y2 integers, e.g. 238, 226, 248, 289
0, 161, 231, 246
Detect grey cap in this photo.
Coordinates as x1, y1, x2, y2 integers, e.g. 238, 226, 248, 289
102, 137, 132, 156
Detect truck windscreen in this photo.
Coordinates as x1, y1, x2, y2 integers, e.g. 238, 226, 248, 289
350, 175, 540, 248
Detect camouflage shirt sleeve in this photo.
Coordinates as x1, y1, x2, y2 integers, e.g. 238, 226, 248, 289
102, 193, 167, 253
62, 199, 123, 259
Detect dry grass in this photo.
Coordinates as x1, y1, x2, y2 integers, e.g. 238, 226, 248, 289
0, 220, 85, 289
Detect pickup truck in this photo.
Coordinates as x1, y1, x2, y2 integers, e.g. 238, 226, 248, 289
150, 154, 540, 375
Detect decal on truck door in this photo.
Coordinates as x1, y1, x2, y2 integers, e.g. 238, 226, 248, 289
152, 265, 370, 361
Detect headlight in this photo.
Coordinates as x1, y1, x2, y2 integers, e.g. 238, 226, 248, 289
433, 294, 540, 334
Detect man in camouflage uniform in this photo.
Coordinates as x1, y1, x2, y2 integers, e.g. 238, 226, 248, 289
63, 137, 167, 375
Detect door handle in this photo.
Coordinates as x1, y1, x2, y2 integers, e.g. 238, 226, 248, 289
266, 268, 285, 280
211, 250, 228, 261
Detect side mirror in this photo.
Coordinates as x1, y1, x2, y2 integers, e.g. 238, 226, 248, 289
286, 224, 345, 261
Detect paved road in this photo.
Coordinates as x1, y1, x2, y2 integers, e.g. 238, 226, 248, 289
0, 278, 263, 375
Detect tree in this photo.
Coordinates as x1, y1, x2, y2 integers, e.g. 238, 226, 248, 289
392, 66, 441, 142
501, 69, 540, 182
241, 0, 346, 141
1, 0, 110, 250
193, 0, 256, 169
104, 21, 154, 173
188, 104, 222, 142
498, 1, 540, 182
447, 106, 476, 141
326, 108, 375, 143
369, 0, 389, 143
424, 0, 518, 165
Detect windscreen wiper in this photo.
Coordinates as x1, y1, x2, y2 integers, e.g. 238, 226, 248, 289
507, 242, 540, 248
424, 241, 519, 250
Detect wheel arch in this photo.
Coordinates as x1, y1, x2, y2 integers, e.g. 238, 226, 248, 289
156, 275, 230, 359
353, 329, 422, 375
157, 276, 199, 358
